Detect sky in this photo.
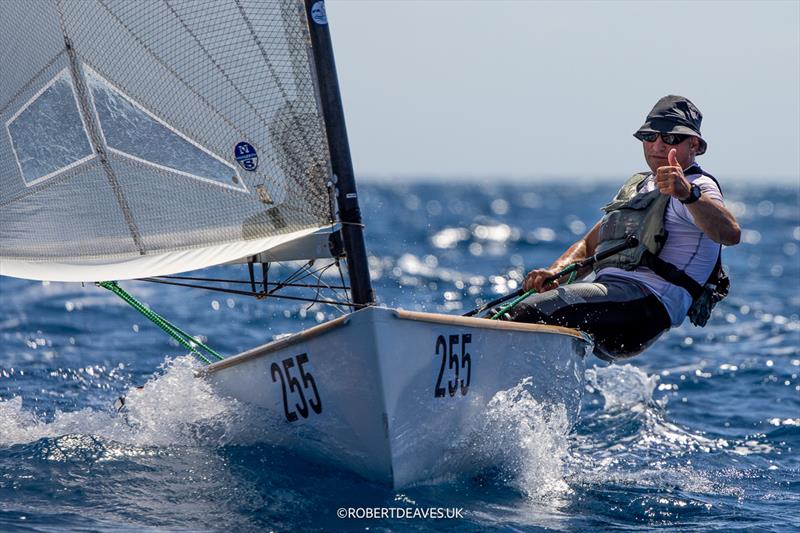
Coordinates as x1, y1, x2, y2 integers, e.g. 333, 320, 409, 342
326, 0, 800, 183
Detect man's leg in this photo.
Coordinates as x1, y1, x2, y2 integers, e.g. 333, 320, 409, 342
503, 277, 671, 360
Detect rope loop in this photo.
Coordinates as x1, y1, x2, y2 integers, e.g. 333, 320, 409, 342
97, 281, 224, 364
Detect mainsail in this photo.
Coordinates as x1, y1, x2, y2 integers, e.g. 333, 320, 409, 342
0, 0, 335, 282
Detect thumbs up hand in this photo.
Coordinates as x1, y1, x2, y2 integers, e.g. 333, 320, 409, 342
655, 148, 692, 201
667, 148, 680, 168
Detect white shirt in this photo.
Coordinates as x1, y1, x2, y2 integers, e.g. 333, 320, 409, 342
597, 171, 724, 326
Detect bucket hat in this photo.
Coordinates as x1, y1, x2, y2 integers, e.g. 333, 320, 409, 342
634, 95, 707, 155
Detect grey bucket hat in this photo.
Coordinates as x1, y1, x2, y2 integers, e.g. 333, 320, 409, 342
634, 95, 707, 155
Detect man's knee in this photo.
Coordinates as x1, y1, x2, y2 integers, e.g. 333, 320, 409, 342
504, 301, 553, 324
594, 328, 666, 360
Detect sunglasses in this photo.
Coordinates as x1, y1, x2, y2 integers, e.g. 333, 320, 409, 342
635, 132, 690, 145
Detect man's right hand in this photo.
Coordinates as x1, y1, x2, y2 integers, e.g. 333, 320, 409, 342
523, 268, 560, 293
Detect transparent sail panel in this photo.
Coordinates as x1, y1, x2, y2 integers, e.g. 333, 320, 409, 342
0, 0, 333, 281
86, 69, 245, 192
6, 70, 94, 186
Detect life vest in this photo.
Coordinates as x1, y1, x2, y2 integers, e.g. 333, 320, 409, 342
592, 165, 730, 327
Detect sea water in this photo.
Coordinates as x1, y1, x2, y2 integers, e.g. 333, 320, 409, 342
1, 180, 798, 531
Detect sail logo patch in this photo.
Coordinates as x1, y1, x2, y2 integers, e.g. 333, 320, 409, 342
310, 1, 327, 25
234, 142, 258, 171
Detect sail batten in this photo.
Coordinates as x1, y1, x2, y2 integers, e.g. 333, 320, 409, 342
1, 0, 334, 281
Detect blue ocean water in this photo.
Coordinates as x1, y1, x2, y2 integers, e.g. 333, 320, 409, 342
1, 180, 798, 532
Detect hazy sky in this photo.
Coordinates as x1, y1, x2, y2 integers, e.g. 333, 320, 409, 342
326, 0, 800, 183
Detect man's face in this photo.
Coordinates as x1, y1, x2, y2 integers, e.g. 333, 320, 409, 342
642, 134, 701, 172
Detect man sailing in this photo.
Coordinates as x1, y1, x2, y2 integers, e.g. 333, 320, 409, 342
502, 95, 741, 360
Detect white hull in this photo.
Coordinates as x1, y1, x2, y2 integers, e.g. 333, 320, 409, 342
204, 306, 591, 488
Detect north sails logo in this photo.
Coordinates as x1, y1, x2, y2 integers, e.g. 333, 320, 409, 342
234, 142, 258, 171
311, 1, 327, 25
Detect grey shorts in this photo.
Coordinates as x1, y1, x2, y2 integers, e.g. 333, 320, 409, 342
502, 276, 672, 360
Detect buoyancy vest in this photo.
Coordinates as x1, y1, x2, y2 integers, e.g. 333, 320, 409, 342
593, 165, 730, 327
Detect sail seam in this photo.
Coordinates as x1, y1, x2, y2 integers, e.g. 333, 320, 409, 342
57, 0, 146, 255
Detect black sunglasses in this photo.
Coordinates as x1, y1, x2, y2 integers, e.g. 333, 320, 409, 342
635, 132, 690, 145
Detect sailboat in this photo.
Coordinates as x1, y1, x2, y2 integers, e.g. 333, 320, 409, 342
0, 0, 591, 487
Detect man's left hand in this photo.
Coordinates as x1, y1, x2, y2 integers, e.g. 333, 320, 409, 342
655, 148, 691, 201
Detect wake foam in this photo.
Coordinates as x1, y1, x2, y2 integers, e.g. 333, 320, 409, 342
583, 364, 730, 455
585, 363, 660, 410
474, 377, 573, 498
571, 363, 749, 499
0, 356, 245, 449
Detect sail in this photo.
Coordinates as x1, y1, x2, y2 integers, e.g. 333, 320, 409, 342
0, 0, 335, 282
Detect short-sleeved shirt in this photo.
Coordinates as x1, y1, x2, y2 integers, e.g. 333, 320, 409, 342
596, 170, 723, 326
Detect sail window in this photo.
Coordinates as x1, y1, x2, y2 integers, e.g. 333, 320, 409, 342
85, 68, 245, 192
6, 70, 95, 187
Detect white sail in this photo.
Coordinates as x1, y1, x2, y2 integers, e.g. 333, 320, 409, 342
0, 0, 334, 281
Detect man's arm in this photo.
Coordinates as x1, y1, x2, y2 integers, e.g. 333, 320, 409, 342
523, 220, 602, 292
656, 149, 741, 245
682, 196, 741, 245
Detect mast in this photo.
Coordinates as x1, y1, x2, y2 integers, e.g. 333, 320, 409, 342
304, 0, 375, 307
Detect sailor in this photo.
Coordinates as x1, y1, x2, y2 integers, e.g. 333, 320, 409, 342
503, 95, 741, 360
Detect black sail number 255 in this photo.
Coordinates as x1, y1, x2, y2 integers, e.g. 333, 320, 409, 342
271, 353, 322, 422
434, 333, 472, 398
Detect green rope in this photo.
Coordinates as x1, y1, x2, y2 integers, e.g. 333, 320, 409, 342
490, 270, 578, 320
98, 281, 224, 364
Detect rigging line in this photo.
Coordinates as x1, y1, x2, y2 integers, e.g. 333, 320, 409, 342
312, 262, 342, 293
281, 260, 314, 283
155, 274, 348, 290
309, 268, 349, 305
278, 261, 338, 291
287, 262, 328, 284
278, 258, 338, 287
305, 262, 346, 314
268, 260, 314, 295
223, 259, 341, 300
98, 281, 222, 364
336, 258, 352, 305
256, 259, 348, 314
248, 259, 348, 313
316, 262, 352, 315
268, 261, 342, 299
305, 280, 324, 311
489, 270, 578, 320
241, 259, 315, 298
316, 262, 349, 303
140, 277, 359, 307
292, 258, 341, 280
